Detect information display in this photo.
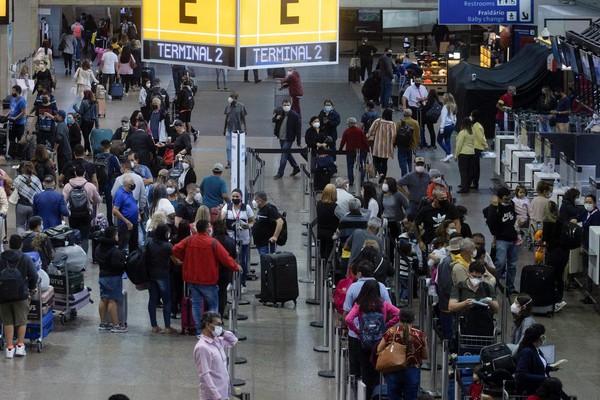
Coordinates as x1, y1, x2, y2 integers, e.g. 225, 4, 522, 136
439, 0, 534, 25
142, 0, 338, 69
0, 0, 7, 24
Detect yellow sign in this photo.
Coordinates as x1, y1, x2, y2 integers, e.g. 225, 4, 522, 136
142, 0, 339, 68
0, 0, 8, 24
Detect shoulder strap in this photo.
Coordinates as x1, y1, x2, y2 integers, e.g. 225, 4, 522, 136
374, 257, 384, 274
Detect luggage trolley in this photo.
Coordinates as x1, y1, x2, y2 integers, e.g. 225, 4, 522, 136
48, 254, 93, 325
457, 324, 497, 356
24, 278, 54, 353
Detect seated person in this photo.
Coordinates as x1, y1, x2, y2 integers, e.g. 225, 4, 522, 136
21, 216, 54, 270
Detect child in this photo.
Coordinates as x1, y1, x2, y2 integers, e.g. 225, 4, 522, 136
427, 237, 447, 305
512, 184, 531, 245
469, 365, 484, 400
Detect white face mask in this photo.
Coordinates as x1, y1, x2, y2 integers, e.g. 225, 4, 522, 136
252, 200, 258, 209
427, 258, 436, 267
382, 183, 389, 192
469, 277, 482, 287
194, 193, 202, 202
227, 97, 234, 103
166, 187, 176, 195
312, 122, 320, 129
433, 177, 442, 183
472, 249, 478, 258
447, 228, 457, 235
287, 70, 293, 76
282, 105, 291, 112
585, 203, 594, 212
415, 166, 425, 173
130, 161, 136, 169
510, 303, 521, 314
212, 325, 223, 337
182, 163, 190, 170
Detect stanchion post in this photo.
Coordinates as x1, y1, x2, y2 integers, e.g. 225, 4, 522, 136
335, 327, 343, 400
300, 162, 308, 213
353, 149, 361, 189
500, 290, 508, 344
231, 270, 248, 349
441, 339, 449, 400
393, 239, 401, 303
311, 257, 326, 330
228, 307, 246, 387
300, 221, 315, 283
318, 300, 336, 378
407, 265, 414, 308
425, 317, 441, 397
339, 347, 348, 400
307, 239, 322, 305
418, 277, 426, 330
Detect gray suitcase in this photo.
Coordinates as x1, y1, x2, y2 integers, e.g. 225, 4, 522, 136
55, 286, 92, 312
107, 290, 128, 326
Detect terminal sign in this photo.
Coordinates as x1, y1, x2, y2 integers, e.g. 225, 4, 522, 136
0, 0, 7, 24
439, 0, 534, 25
142, 0, 338, 69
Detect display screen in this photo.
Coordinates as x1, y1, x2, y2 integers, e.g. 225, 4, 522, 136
358, 10, 381, 22
550, 36, 561, 66
579, 49, 593, 81
558, 38, 570, 67
566, 43, 580, 75
592, 55, 600, 84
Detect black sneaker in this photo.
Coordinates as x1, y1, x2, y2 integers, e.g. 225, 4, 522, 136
273, 174, 283, 180
290, 167, 301, 177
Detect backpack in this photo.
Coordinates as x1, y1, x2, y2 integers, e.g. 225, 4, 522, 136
93, 153, 111, 188
333, 278, 353, 315
68, 184, 90, 218
146, 87, 166, 109
124, 246, 150, 285
359, 311, 386, 349
0, 256, 28, 303
277, 211, 288, 246
127, 22, 137, 39
178, 87, 194, 110
560, 221, 582, 250
394, 122, 414, 148
425, 101, 443, 123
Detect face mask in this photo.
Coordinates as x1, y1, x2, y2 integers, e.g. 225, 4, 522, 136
194, 193, 202, 202
282, 105, 291, 112
252, 200, 258, 209
287, 70, 293, 76
382, 183, 389, 193
501, 201, 511, 206
324, 105, 332, 112
129, 183, 136, 191
232, 198, 241, 205
510, 303, 521, 314
415, 166, 424, 173
66, 117, 74, 124
145, 82, 151, 88
447, 228, 457, 235
312, 122, 320, 129
476, 246, 486, 257
585, 203, 594, 212
433, 177, 442, 183
540, 336, 546, 346
469, 277, 482, 287
40, 224, 44, 232
415, 83, 421, 88
152, 104, 159, 109
438, 199, 449, 207
427, 258, 436, 267
182, 163, 190, 170
166, 187, 175, 195
212, 325, 223, 337
122, 123, 130, 131
130, 161, 136, 169
228, 97, 234, 103
472, 249, 477, 258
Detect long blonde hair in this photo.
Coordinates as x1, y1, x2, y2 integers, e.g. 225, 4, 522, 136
442, 93, 457, 115
194, 205, 211, 225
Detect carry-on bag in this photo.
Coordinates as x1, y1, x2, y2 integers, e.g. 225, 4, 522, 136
110, 79, 124, 100
520, 264, 556, 316
107, 289, 128, 326
259, 251, 299, 307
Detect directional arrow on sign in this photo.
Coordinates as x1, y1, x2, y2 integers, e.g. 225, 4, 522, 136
522, 12, 529, 20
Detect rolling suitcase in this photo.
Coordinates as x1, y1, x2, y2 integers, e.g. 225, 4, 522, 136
107, 290, 128, 326
259, 251, 299, 307
520, 264, 555, 316
55, 286, 92, 311
348, 67, 360, 83
181, 283, 195, 335
110, 78, 124, 100
90, 128, 113, 156
97, 98, 106, 118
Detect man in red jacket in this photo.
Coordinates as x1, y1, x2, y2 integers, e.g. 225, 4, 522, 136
280, 67, 304, 117
172, 219, 241, 331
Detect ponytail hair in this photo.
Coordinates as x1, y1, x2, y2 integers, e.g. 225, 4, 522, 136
400, 308, 415, 352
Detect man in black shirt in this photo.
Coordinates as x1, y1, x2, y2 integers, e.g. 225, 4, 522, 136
414, 186, 461, 247
175, 183, 202, 226
125, 125, 156, 167
160, 119, 191, 159
251, 191, 283, 255
355, 37, 377, 81
58, 144, 98, 188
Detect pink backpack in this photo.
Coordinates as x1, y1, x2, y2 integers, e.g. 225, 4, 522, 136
334, 278, 354, 315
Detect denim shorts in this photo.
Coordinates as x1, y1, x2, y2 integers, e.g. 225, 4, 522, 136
99, 276, 123, 301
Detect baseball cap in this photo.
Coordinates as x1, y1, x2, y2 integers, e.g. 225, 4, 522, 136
213, 163, 224, 172
57, 110, 66, 120
449, 236, 463, 251
171, 119, 184, 127
415, 156, 425, 164
121, 116, 130, 122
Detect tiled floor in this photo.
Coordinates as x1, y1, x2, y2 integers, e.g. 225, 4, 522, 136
2, 58, 600, 400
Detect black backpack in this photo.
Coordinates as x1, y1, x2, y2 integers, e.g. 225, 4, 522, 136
68, 184, 90, 218
178, 87, 194, 110
0, 256, 28, 303
146, 87, 167, 109
93, 153, 111, 188
395, 122, 414, 148
560, 220, 583, 250
124, 246, 149, 285
277, 211, 288, 246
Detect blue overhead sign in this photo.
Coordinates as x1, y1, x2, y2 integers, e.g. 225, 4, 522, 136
439, 0, 534, 25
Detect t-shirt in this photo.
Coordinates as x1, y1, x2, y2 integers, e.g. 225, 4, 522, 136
10, 96, 27, 125
345, 229, 383, 264
398, 171, 431, 204
555, 96, 572, 123
414, 203, 461, 245
113, 187, 138, 226
495, 92, 513, 121
252, 203, 280, 247
61, 158, 95, 183
199, 175, 227, 209
223, 203, 254, 245
224, 102, 248, 132
101, 51, 119, 74
176, 199, 200, 223
54, 122, 72, 156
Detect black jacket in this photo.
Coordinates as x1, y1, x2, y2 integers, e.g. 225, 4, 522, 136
96, 237, 126, 277
125, 129, 156, 167
0, 249, 38, 295
559, 199, 584, 222
487, 203, 518, 242
515, 346, 550, 395
146, 238, 173, 279
272, 108, 302, 144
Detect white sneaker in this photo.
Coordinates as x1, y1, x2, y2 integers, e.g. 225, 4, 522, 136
5, 347, 15, 359
227, 283, 233, 292
555, 301, 567, 312
241, 286, 247, 294
107, 95, 112, 100
15, 345, 26, 357
440, 155, 450, 162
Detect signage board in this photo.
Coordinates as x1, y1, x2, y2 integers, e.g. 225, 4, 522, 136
0, 0, 7, 24
142, 0, 338, 69
439, 0, 534, 25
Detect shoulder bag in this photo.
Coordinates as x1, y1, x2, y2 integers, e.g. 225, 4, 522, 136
375, 326, 407, 373
364, 152, 376, 180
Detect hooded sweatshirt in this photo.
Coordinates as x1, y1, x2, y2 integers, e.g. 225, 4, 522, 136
487, 202, 518, 242
95, 237, 125, 277
0, 249, 38, 297
63, 176, 102, 215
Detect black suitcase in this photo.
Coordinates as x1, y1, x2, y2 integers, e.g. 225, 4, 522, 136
314, 167, 332, 191
348, 67, 360, 83
520, 264, 555, 316
259, 251, 299, 307
142, 67, 156, 83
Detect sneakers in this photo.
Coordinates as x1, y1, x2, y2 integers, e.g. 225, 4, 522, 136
227, 283, 234, 291
290, 167, 301, 177
15, 345, 26, 357
273, 174, 283, 180
555, 301, 567, 312
111, 324, 128, 333
99, 323, 113, 331
440, 154, 454, 162
241, 286, 248, 294
107, 95, 112, 100
164, 327, 178, 335
151, 326, 164, 334
5, 346, 14, 359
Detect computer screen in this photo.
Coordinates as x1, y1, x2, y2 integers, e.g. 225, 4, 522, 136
551, 36, 562, 66
557, 37, 570, 67
566, 43, 580, 75
579, 49, 593, 81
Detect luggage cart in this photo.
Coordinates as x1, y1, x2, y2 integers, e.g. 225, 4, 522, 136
457, 324, 497, 356
24, 279, 54, 353
50, 256, 93, 325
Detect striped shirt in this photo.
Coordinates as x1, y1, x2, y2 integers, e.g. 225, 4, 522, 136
368, 119, 396, 159
14, 174, 43, 205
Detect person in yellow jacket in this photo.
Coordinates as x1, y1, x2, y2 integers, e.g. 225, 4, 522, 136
455, 117, 475, 194
471, 110, 488, 190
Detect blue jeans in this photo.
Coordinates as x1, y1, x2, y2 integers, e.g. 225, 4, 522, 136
226, 131, 232, 164
387, 366, 421, 400
495, 239, 520, 293
240, 243, 249, 286
189, 283, 219, 331
439, 311, 455, 343
257, 243, 277, 256
538, 115, 555, 133
277, 139, 299, 177
397, 148, 413, 177
215, 68, 227, 87
346, 150, 366, 185
380, 76, 392, 108
148, 276, 172, 328
437, 124, 454, 156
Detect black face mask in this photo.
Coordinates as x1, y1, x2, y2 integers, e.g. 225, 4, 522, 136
415, 83, 421, 88
129, 184, 136, 191
386, 53, 392, 57
42, 97, 49, 103
476, 245, 486, 257
232, 198, 241, 205
438, 199, 449, 207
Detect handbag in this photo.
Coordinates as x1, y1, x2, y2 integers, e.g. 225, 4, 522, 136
425, 101, 443, 123
375, 326, 407, 374
129, 58, 137, 69
8, 188, 19, 205
365, 152, 376, 180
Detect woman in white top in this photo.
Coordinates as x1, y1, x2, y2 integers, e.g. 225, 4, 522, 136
221, 189, 255, 291
147, 184, 176, 231
34, 40, 53, 69
361, 181, 379, 219
438, 92, 457, 162
73, 59, 99, 96
117, 45, 136, 94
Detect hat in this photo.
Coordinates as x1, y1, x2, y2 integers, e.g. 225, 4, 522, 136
171, 119, 184, 127
57, 110, 66, 120
415, 156, 425, 164
429, 168, 442, 178
213, 163, 224, 172
121, 116, 130, 122
449, 236, 463, 251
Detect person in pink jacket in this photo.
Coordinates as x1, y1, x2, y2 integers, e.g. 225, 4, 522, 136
194, 311, 238, 400
345, 279, 400, 400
